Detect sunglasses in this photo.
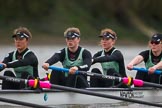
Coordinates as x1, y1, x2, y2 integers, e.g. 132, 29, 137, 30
150, 41, 161, 45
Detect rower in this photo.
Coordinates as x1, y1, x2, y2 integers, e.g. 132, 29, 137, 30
90, 28, 128, 88
42, 27, 92, 88
127, 33, 162, 85
0, 26, 39, 89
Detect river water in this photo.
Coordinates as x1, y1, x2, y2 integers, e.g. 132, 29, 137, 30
0, 45, 158, 108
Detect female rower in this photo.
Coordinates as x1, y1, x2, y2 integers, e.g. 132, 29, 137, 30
0, 27, 39, 89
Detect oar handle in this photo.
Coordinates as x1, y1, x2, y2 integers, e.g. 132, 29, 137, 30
0, 64, 4, 69
48, 66, 121, 80
133, 79, 162, 88
132, 67, 162, 75
48, 66, 133, 85
48, 66, 79, 74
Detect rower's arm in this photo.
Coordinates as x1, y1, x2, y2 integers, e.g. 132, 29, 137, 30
127, 55, 144, 70
6, 52, 38, 68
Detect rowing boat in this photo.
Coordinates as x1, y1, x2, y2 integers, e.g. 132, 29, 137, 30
0, 66, 162, 107
0, 87, 161, 107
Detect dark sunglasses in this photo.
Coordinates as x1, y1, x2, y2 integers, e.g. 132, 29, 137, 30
150, 41, 161, 45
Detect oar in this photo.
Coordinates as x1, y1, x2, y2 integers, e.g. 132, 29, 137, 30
48, 66, 133, 86
0, 75, 162, 107
0, 97, 52, 108
30, 80, 162, 107
48, 66, 162, 88
132, 67, 162, 75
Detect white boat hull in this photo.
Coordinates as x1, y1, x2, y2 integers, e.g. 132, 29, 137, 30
0, 87, 161, 106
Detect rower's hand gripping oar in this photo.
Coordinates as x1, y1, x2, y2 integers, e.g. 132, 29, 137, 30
48, 66, 133, 86
132, 67, 162, 75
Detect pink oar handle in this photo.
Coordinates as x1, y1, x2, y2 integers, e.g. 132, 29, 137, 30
122, 77, 133, 86
39, 81, 51, 89
122, 77, 144, 87
122, 77, 129, 84
133, 79, 144, 87
28, 80, 35, 87
28, 80, 51, 89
